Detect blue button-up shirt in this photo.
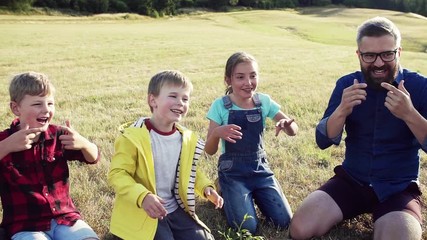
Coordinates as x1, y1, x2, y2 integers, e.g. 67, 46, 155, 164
316, 68, 427, 202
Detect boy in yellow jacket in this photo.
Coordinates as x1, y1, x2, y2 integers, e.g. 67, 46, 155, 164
108, 70, 223, 240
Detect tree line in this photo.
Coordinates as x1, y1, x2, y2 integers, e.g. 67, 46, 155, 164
2, 0, 427, 18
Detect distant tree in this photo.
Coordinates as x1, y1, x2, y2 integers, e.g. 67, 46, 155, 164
86, 0, 108, 13
276, 0, 297, 7
5, 0, 34, 10
153, 0, 180, 15
33, 0, 56, 8
421, 0, 427, 16
207, 0, 228, 10
298, 0, 311, 6
343, 0, 369, 8
371, 0, 389, 9
180, 0, 194, 7
109, 0, 128, 12
312, 0, 331, 6
124, 0, 152, 13
239, 0, 260, 7
229, 0, 238, 6
194, 0, 209, 7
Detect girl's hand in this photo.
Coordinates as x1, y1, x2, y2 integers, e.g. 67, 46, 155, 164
205, 187, 223, 209
275, 118, 294, 136
215, 124, 242, 143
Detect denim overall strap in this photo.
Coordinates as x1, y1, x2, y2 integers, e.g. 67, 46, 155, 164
222, 94, 264, 154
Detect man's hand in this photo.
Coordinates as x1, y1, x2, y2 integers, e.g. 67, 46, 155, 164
337, 79, 367, 117
381, 80, 414, 121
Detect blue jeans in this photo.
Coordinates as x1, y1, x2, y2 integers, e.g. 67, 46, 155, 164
218, 151, 292, 233
11, 219, 99, 240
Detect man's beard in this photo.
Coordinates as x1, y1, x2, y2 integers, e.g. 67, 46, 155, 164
361, 63, 398, 90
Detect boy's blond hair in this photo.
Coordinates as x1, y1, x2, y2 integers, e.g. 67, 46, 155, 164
147, 70, 193, 112
9, 71, 55, 104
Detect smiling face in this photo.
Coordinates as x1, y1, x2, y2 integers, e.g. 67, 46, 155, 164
11, 94, 55, 131
149, 83, 190, 130
357, 35, 401, 90
226, 61, 259, 101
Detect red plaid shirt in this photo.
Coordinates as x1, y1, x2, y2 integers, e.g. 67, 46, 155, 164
0, 119, 99, 238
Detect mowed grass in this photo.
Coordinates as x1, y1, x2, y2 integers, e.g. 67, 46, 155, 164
1, 7, 427, 239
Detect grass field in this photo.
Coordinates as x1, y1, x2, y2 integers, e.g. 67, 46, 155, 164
1, 6, 427, 239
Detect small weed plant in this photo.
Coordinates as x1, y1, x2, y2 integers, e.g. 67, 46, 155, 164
218, 214, 265, 240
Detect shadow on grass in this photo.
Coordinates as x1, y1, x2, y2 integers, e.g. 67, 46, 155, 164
314, 215, 373, 240
201, 200, 373, 240
101, 204, 373, 240
296, 6, 347, 17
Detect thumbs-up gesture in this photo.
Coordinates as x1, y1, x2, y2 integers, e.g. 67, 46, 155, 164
381, 80, 413, 121
58, 120, 99, 163
59, 120, 86, 150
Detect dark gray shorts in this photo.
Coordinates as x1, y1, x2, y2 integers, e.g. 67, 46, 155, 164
154, 207, 214, 240
318, 165, 422, 223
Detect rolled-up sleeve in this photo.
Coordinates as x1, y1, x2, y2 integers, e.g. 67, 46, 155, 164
316, 117, 342, 149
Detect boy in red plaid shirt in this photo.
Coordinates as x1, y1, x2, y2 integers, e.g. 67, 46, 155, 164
0, 71, 100, 240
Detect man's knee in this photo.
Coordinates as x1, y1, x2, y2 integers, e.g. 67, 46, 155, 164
374, 211, 421, 240
289, 219, 307, 240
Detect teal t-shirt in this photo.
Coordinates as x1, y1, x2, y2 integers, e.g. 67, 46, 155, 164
206, 93, 280, 154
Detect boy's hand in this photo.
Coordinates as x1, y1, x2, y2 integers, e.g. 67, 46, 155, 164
6, 124, 43, 152
59, 120, 89, 150
275, 118, 294, 136
142, 193, 168, 219
205, 187, 223, 209
59, 120, 99, 163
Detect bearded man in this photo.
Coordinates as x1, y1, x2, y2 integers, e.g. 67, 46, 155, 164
290, 16, 427, 240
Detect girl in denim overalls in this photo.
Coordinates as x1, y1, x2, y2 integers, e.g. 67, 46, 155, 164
205, 52, 298, 234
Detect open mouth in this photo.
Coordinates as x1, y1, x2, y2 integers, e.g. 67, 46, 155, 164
171, 109, 183, 114
37, 117, 49, 125
372, 69, 387, 77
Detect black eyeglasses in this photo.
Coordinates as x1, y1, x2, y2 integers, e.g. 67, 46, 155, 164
359, 48, 398, 63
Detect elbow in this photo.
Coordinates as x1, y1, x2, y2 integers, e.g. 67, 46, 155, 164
204, 143, 218, 156
315, 133, 333, 150
204, 147, 216, 156
317, 143, 330, 150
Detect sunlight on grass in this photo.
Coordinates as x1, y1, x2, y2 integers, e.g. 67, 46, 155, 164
0, 7, 426, 240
